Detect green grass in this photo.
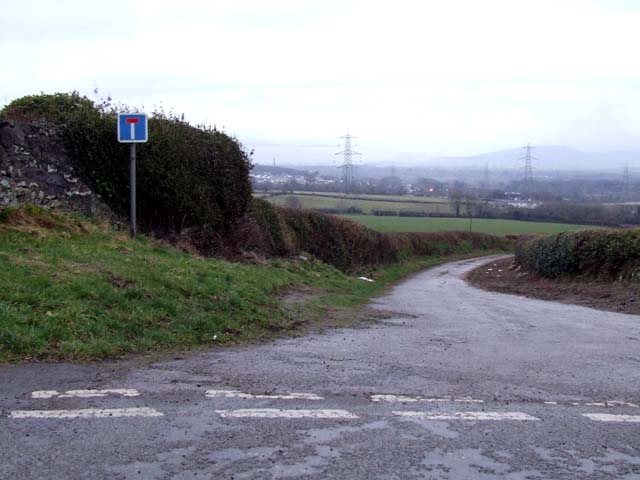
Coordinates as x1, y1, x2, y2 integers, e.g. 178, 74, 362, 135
343, 215, 601, 236
289, 191, 448, 203
264, 194, 453, 214
0, 207, 499, 362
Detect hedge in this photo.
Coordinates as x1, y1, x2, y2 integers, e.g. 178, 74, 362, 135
515, 228, 640, 281
245, 199, 509, 272
1, 92, 252, 236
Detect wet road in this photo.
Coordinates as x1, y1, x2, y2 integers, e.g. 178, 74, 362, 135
2, 255, 640, 479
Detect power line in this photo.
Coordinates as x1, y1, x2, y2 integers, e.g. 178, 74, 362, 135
335, 132, 361, 196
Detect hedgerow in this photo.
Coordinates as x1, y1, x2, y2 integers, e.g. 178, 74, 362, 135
246, 199, 509, 272
1, 92, 253, 236
515, 229, 640, 281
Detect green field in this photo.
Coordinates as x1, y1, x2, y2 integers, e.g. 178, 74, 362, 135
343, 215, 601, 236
264, 194, 453, 214
289, 191, 448, 203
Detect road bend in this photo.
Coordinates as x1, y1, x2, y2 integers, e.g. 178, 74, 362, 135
2, 255, 640, 479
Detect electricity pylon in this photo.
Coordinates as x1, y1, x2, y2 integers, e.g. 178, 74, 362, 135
521, 143, 536, 197
335, 132, 361, 196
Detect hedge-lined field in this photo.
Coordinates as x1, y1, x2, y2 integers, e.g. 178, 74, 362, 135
516, 228, 640, 281
344, 215, 599, 236
245, 200, 509, 272
264, 194, 453, 215
287, 192, 449, 203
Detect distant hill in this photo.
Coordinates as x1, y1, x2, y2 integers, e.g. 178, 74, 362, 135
435, 146, 640, 171
258, 146, 640, 175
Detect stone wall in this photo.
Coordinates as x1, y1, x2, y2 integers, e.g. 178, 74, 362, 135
0, 120, 106, 215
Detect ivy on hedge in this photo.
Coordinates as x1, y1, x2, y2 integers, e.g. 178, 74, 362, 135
1, 92, 253, 235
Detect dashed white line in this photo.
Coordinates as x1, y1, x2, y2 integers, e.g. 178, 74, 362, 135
541, 400, 639, 408
371, 394, 483, 404
215, 408, 358, 419
393, 411, 540, 421
372, 395, 639, 409
31, 390, 61, 399
9, 407, 163, 419
31, 389, 140, 399
583, 401, 639, 408
205, 390, 323, 400
583, 413, 640, 423
453, 396, 484, 403
371, 394, 427, 403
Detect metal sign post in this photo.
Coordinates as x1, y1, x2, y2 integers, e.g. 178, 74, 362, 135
117, 113, 148, 237
129, 143, 137, 237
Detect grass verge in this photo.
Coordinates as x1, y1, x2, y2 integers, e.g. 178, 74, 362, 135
0, 206, 507, 363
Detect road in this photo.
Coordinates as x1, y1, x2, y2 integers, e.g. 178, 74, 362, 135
2, 255, 640, 479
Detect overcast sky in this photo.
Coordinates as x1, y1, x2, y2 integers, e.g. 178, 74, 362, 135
2, 0, 640, 164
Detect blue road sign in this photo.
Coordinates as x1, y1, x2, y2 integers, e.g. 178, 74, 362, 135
117, 113, 148, 143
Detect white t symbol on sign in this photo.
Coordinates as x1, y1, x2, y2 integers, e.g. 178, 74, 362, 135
126, 117, 140, 140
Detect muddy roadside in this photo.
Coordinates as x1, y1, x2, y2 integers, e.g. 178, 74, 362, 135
467, 256, 640, 316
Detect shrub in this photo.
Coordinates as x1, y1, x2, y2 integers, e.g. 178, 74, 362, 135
515, 228, 640, 281
247, 199, 509, 272
1, 92, 253, 237
243, 198, 296, 256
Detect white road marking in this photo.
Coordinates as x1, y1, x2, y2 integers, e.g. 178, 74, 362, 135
9, 407, 163, 419
541, 400, 639, 408
215, 408, 358, 419
31, 390, 60, 399
584, 401, 639, 408
371, 395, 424, 403
453, 397, 484, 403
583, 413, 640, 423
371, 394, 483, 404
374, 395, 638, 409
205, 390, 323, 400
393, 411, 540, 421
31, 389, 140, 399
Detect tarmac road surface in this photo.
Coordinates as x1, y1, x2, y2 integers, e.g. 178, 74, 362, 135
2, 255, 640, 479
